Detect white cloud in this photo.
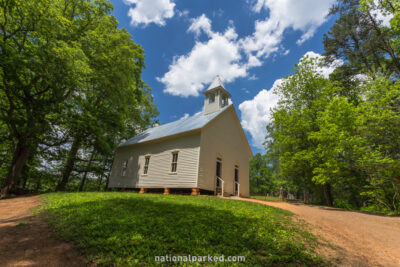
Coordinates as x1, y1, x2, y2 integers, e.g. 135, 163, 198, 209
248, 74, 258, 80
157, 15, 247, 97
247, 55, 262, 68
301, 51, 343, 78
176, 9, 189, 18
371, 0, 393, 27
241, 18, 282, 59
187, 14, 213, 37
159, 1, 335, 97
242, 0, 335, 57
239, 80, 281, 149
124, 0, 175, 26
239, 51, 341, 149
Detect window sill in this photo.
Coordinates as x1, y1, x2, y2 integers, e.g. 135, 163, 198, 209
141, 174, 148, 176
168, 172, 178, 175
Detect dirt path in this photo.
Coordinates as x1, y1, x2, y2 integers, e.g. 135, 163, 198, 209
239, 198, 400, 267
0, 195, 84, 267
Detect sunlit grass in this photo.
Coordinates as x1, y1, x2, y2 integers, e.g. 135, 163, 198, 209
40, 192, 323, 266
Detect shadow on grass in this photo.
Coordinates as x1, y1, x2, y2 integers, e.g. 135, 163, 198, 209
40, 193, 324, 266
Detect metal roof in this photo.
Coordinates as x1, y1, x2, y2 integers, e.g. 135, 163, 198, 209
204, 75, 231, 97
119, 104, 231, 147
206, 75, 225, 91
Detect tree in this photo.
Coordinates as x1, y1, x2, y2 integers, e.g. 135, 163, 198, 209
267, 56, 340, 205
310, 96, 367, 209
256, 0, 400, 213
355, 76, 400, 213
0, 0, 156, 196
324, 0, 400, 82
55, 17, 157, 191
249, 153, 277, 196
0, 0, 101, 196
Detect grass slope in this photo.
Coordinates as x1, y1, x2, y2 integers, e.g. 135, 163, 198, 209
40, 193, 323, 266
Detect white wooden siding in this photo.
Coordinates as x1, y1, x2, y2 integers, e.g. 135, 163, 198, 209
197, 106, 251, 196
109, 132, 200, 188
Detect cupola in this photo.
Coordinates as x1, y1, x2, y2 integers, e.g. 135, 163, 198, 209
203, 75, 231, 115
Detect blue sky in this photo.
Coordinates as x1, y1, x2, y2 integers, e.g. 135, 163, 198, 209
111, 0, 338, 153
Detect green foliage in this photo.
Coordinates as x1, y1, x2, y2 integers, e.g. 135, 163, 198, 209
311, 75, 400, 213
0, 0, 157, 194
266, 56, 339, 206
261, 52, 400, 214
355, 77, 400, 213
250, 153, 277, 195
324, 0, 400, 81
251, 0, 400, 214
39, 192, 324, 266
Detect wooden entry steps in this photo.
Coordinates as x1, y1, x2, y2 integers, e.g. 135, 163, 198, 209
216, 187, 230, 197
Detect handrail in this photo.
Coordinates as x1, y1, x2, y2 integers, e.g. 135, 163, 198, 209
216, 176, 224, 197
235, 182, 240, 197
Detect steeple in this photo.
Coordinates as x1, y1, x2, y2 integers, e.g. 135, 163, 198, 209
203, 75, 231, 115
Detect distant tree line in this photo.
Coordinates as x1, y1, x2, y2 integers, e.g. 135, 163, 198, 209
0, 0, 157, 197
250, 0, 400, 214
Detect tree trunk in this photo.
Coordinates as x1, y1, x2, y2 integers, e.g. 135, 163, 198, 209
104, 171, 111, 191
20, 163, 29, 189
18, 140, 40, 190
97, 160, 108, 191
21, 174, 28, 190
0, 139, 32, 198
78, 151, 95, 192
56, 136, 82, 191
97, 174, 103, 191
104, 157, 114, 191
20, 153, 35, 189
323, 183, 334, 206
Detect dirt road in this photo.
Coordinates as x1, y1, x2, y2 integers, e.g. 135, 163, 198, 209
240, 198, 400, 267
0, 195, 83, 267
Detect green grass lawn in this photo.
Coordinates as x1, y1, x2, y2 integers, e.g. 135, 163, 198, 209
39, 192, 324, 266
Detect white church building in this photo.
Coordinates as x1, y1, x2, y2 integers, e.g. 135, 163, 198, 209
109, 76, 252, 197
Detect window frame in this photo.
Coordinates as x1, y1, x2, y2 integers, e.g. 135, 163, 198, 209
221, 95, 228, 107
209, 93, 215, 104
122, 160, 128, 177
234, 165, 239, 193
143, 155, 150, 175
216, 157, 222, 187
170, 151, 179, 174
234, 165, 239, 182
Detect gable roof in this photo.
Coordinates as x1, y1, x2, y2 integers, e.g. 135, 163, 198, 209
119, 104, 231, 147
